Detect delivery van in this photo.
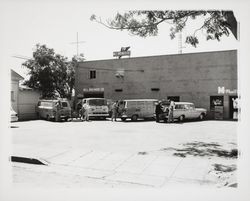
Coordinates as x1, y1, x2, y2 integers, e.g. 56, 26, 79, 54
118, 99, 158, 121
77, 98, 109, 119
37, 99, 72, 121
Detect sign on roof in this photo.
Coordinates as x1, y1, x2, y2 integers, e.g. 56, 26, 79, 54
113, 47, 131, 59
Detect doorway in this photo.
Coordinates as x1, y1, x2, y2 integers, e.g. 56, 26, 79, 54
229, 96, 238, 120
210, 96, 224, 120
167, 96, 180, 102
83, 92, 104, 98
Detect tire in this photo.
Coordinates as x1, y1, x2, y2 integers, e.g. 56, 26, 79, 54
121, 117, 127, 122
179, 115, 185, 122
131, 115, 138, 121
199, 113, 205, 121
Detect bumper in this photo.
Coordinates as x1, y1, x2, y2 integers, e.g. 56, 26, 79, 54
88, 113, 109, 117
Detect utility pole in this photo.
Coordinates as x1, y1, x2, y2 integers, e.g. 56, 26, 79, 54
70, 32, 85, 56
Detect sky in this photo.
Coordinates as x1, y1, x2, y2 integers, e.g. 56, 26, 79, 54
0, 0, 240, 79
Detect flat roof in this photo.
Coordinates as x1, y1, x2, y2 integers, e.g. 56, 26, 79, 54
78, 49, 237, 64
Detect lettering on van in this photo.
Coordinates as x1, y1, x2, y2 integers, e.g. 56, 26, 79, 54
218, 86, 237, 94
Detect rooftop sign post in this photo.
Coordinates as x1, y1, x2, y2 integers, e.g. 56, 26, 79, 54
113, 47, 131, 59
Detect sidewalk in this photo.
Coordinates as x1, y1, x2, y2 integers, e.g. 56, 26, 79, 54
12, 146, 236, 188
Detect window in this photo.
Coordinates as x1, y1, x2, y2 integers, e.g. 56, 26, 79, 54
115, 89, 123, 92
185, 104, 195, 109
11, 91, 14, 101
89, 70, 96, 79
40, 102, 53, 107
89, 99, 107, 106
61, 102, 68, 107
210, 96, 224, 109
151, 88, 160, 91
175, 104, 185, 110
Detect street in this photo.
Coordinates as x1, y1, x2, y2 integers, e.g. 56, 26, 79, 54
11, 119, 237, 188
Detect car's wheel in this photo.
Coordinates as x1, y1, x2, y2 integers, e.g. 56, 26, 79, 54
179, 115, 185, 122
121, 117, 127, 122
199, 113, 205, 121
131, 115, 138, 121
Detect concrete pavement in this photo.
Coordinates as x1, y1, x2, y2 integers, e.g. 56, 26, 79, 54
11, 120, 237, 188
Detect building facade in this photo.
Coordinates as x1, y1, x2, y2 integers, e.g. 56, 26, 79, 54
75, 50, 238, 120
18, 86, 40, 120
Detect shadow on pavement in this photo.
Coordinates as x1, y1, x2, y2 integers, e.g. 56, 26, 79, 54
160, 141, 238, 158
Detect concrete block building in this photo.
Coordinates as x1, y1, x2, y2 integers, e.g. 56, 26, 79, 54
75, 50, 238, 120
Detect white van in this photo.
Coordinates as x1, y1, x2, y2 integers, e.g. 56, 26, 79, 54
118, 99, 158, 121
77, 98, 109, 119
37, 99, 72, 121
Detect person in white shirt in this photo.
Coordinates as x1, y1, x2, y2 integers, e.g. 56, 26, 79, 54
82, 103, 90, 121
168, 100, 175, 123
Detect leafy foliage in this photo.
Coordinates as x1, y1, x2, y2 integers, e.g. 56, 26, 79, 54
23, 44, 76, 99
91, 10, 237, 47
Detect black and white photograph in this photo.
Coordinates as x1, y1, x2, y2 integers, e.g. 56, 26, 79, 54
1, 0, 250, 200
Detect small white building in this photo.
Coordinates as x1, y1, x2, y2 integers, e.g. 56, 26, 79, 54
18, 85, 40, 120
11, 69, 41, 120
11, 69, 24, 113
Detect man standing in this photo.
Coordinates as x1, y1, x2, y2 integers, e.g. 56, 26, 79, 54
111, 101, 118, 121
79, 105, 85, 121
168, 100, 175, 123
55, 100, 61, 122
82, 102, 90, 121
155, 101, 162, 123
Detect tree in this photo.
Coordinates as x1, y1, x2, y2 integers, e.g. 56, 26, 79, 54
23, 44, 76, 99
90, 10, 237, 47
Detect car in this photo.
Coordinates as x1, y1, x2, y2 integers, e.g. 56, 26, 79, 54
159, 102, 207, 122
11, 107, 18, 122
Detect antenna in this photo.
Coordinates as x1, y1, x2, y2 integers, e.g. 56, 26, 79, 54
12, 55, 32, 60
178, 31, 186, 54
70, 32, 85, 56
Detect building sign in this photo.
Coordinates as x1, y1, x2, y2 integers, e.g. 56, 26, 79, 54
113, 47, 131, 59
83, 88, 104, 92
113, 51, 131, 57
218, 86, 237, 94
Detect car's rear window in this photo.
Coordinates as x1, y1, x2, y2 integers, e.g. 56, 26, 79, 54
185, 104, 195, 109
39, 102, 53, 107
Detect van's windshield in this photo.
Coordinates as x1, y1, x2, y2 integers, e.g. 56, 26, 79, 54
89, 99, 107, 106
